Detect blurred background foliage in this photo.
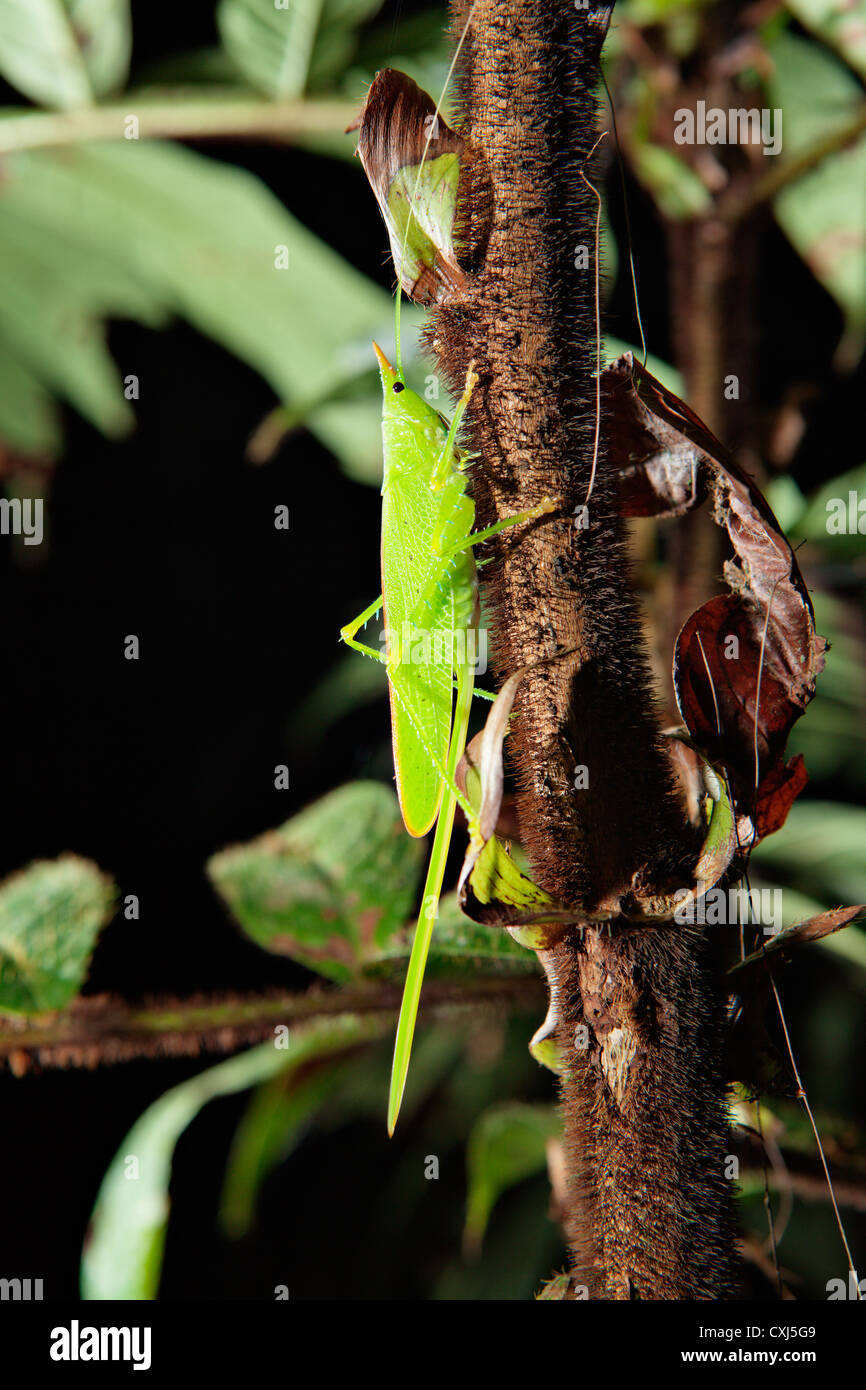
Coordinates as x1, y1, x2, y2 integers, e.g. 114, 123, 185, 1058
0, 0, 865, 1300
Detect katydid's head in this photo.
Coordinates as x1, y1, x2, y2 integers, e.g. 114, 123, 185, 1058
373, 341, 405, 399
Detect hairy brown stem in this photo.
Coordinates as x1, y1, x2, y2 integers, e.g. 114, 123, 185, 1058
433, 0, 736, 1297
0, 976, 543, 1073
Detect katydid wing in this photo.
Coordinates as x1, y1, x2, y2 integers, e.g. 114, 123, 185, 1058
342, 341, 552, 1131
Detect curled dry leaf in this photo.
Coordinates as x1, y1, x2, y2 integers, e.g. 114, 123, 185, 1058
604, 352, 826, 844
455, 674, 738, 936
456, 672, 578, 942
729, 905, 866, 980
353, 69, 485, 305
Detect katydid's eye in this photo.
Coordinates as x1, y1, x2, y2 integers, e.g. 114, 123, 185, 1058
393, 382, 405, 394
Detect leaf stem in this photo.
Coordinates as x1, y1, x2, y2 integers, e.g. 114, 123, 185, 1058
0, 90, 357, 155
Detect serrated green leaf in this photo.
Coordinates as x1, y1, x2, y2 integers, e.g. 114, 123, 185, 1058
207, 782, 424, 981
80, 1014, 386, 1299
0, 0, 130, 109
0, 855, 115, 1015
464, 1102, 561, 1253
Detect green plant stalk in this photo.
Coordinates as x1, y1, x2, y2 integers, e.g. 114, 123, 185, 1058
0, 91, 357, 154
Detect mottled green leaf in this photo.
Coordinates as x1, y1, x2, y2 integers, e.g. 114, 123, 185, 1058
0, 855, 115, 1015
208, 782, 423, 981
367, 892, 541, 978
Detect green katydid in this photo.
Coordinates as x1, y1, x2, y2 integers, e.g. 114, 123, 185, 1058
341, 76, 554, 1135
340, 346, 553, 1134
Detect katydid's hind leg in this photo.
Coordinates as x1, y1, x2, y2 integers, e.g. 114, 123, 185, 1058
340, 595, 386, 663
430, 361, 479, 491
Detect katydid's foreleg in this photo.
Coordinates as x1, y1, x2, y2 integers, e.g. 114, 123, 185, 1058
339, 595, 385, 663
430, 361, 479, 490
387, 660, 480, 1135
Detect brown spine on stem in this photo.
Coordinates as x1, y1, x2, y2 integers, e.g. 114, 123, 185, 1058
431, 0, 736, 1297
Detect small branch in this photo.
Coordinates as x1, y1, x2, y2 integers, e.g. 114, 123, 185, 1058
0, 975, 544, 1072
719, 105, 866, 224
0, 91, 357, 155
432, 0, 735, 1299
741, 1166, 866, 1213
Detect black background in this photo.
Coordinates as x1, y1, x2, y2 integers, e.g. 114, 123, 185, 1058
1, 0, 864, 1301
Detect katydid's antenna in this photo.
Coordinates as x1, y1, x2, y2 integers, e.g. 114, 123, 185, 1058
394, 2, 478, 375
601, 68, 647, 374
578, 130, 608, 507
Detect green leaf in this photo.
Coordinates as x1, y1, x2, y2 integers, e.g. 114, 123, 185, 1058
631, 142, 712, 218
0, 193, 167, 437
219, 1057, 349, 1238
66, 0, 132, 97
80, 1015, 386, 1299
306, 394, 383, 484
464, 1102, 561, 1253
351, 9, 452, 102
0, 140, 393, 457
793, 461, 866, 558
367, 891, 541, 978
207, 782, 424, 981
218, 0, 326, 99
753, 802, 866, 905
0, 0, 131, 109
0, 338, 61, 455
307, 0, 384, 93
768, 32, 866, 329
785, 0, 866, 80
0, 855, 115, 1015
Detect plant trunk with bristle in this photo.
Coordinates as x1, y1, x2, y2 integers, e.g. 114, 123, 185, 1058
430, 0, 737, 1298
